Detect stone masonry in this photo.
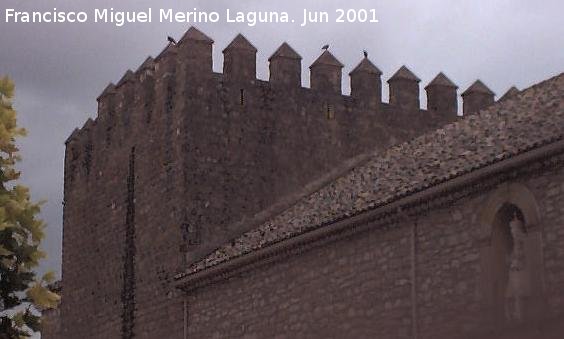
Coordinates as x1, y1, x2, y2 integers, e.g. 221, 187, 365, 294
53, 26, 533, 339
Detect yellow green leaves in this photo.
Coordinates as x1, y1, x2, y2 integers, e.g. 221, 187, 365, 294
26, 281, 60, 310
0, 76, 15, 101
0, 76, 57, 337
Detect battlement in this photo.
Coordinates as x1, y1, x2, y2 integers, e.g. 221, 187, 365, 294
67, 27, 506, 148
63, 27, 508, 264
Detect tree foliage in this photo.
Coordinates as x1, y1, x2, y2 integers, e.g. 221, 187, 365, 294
0, 76, 59, 338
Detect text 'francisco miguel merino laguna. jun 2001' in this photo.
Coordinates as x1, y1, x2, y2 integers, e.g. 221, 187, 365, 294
5, 7, 379, 27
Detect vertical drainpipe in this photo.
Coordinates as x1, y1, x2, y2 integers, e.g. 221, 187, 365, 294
398, 207, 418, 339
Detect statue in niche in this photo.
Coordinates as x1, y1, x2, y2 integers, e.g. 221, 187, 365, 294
504, 212, 530, 321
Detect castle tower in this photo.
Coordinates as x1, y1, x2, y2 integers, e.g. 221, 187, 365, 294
388, 66, 421, 110
310, 50, 344, 94
177, 27, 214, 80
223, 34, 257, 82
462, 80, 495, 115
61, 29, 481, 339
269, 42, 302, 88
425, 72, 458, 117
350, 56, 382, 108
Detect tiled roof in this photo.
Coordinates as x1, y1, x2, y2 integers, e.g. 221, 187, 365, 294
185, 72, 564, 275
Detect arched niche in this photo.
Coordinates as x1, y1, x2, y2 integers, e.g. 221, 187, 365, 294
477, 182, 545, 326
478, 183, 541, 239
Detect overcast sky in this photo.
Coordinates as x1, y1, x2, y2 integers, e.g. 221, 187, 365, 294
1, 0, 563, 279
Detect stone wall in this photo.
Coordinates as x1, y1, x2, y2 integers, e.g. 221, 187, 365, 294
59, 28, 486, 338
184, 159, 564, 338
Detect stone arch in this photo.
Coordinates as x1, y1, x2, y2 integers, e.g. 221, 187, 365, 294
478, 182, 541, 241
477, 182, 545, 326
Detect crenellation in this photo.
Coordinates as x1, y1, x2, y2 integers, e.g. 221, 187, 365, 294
425, 72, 458, 119
115, 70, 136, 130
177, 27, 213, 81
223, 34, 257, 83
462, 80, 495, 115
499, 86, 520, 102
310, 50, 344, 94
136, 58, 156, 125
269, 42, 302, 88
155, 42, 178, 77
80, 118, 95, 178
64, 128, 82, 188
350, 57, 382, 109
96, 83, 116, 120
388, 65, 421, 111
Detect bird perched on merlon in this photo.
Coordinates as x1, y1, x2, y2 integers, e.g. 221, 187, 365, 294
167, 36, 177, 45
363, 50, 368, 58
322, 44, 329, 50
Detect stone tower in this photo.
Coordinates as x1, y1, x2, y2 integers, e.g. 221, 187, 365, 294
56, 27, 486, 339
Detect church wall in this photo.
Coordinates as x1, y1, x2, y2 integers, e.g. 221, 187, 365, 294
184, 161, 564, 338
